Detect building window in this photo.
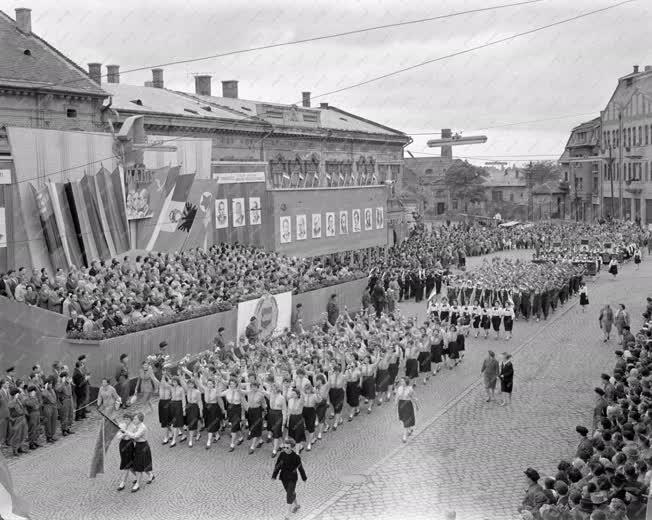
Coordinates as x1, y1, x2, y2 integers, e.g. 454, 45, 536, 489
640, 126, 643, 145
66, 109, 77, 118
579, 178, 583, 191
646, 125, 649, 145
452, 199, 458, 210
509, 193, 514, 202
564, 172, 568, 182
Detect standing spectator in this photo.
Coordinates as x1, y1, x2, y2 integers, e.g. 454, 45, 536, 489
7, 388, 28, 456
0, 380, 8, 447
291, 304, 303, 335
272, 439, 308, 518
41, 377, 58, 443
371, 282, 386, 319
72, 355, 90, 421
66, 310, 84, 334
55, 371, 74, 436
614, 304, 630, 345
245, 316, 260, 345
24, 285, 37, 306
481, 350, 500, 403
575, 425, 593, 461
599, 304, 614, 342
115, 354, 130, 408
519, 467, 548, 516
213, 327, 226, 351
152, 342, 168, 381
13, 279, 26, 302
24, 386, 41, 450
593, 388, 607, 429
326, 294, 339, 327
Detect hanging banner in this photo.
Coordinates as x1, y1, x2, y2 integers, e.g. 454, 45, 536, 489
236, 291, 292, 345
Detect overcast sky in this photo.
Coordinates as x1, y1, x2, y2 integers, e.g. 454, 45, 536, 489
8, 0, 649, 164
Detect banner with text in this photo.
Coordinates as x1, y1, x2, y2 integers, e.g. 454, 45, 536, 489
236, 291, 292, 345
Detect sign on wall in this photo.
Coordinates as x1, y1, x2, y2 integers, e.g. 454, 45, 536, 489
236, 291, 292, 344
213, 172, 265, 184
0, 169, 12, 185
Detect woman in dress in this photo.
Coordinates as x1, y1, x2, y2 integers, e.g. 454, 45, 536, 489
97, 377, 121, 418
608, 256, 618, 278
221, 378, 245, 452
301, 383, 318, 451
430, 326, 443, 375
201, 378, 224, 450
395, 376, 419, 443
245, 380, 266, 454
579, 283, 589, 313
183, 377, 203, 448
327, 365, 345, 431
286, 388, 306, 453
168, 376, 186, 447
158, 373, 173, 444
446, 325, 459, 369
455, 324, 466, 362
375, 348, 391, 405
345, 363, 361, 421
480, 350, 500, 403
404, 339, 420, 385
267, 384, 287, 458
122, 412, 154, 492
417, 331, 432, 385
116, 413, 135, 491
634, 248, 642, 270
360, 355, 377, 414
480, 306, 491, 339
490, 301, 503, 340
314, 375, 329, 441
137, 361, 159, 414
498, 353, 514, 406
599, 304, 614, 342
503, 302, 515, 340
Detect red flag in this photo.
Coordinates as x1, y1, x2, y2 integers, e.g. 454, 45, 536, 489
0, 452, 30, 518
89, 417, 121, 478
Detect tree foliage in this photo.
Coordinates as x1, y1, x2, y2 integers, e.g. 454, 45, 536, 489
444, 160, 489, 210
520, 161, 561, 188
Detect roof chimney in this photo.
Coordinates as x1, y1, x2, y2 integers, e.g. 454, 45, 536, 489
106, 65, 120, 84
195, 75, 212, 96
302, 92, 311, 108
319, 102, 329, 109
15, 8, 31, 35
88, 63, 102, 85
152, 68, 164, 89
633, 65, 639, 73
222, 80, 238, 99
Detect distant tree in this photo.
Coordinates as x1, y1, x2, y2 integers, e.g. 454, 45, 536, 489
520, 161, 562, 220
443, 160, 489, 213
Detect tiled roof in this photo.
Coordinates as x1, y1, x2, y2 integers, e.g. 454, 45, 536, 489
0, 10, 106, 97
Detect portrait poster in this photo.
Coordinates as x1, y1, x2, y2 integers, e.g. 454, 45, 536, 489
236, 291, 292, 345
215, 198, 229, 229
249, 197, 261, 226
352, 209, 361, 233
125, 186, 154, 220
339, 210, 349, 235
364, 208, 373, 231
232, 198, 246, 227
311, 214, 322, 239
375, 207, 384, 229
325, 212, 336, 237
296, 214, 307, 241
280, 216, 292, 244
0, 169, 11, 185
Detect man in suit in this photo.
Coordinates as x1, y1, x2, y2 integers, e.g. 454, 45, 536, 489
66, 310, 85, 334
72, 355, 90, 421
272, 439, 307, 517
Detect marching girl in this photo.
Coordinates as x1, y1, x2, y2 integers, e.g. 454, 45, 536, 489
449, 300, 460, 327
246, 381, 267, 455
579, 282, 589, 313
301, 383, 319, 451
327, 365, 345, 431
182, 377, 203, 448
480, 306, 491, 339
123, 412, 154, 492
266, 384, 287, 458
116, 412, 135, 491
439, 298, 450, 323
456, 324, 466, 362
286, 388, 306, 453
158, 374, 173, 444
446, 325, 459, 368
395, 376, 419, 444
490, 302, 503, 340
404, 339, 420, 385
460, 306, 472, 337
345, 363, 362, 421
168, 377, 186, 447
386, 344, 401, 401
314, 375, 329, 441
201, 378, 224, 450
429, 326, 444, 375
375, 347, 391, 405
417, 330, 432, 385
360, 355, 378, 414
503, 302, 515, 340
428, 299, 440, 321
221, 378, 246, 452
608, 256, 618, 278
634, 248, 642, 270
472, 301, 482, 338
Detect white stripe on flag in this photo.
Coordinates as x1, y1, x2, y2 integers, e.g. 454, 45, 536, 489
145, 187, 175, 251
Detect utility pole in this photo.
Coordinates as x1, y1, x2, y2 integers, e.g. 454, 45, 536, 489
618, 111, 624, 219
609, 145, 615, 219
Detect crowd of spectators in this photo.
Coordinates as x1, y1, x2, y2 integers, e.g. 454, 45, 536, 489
519, 299, 652, 520
0, 243, 364, 339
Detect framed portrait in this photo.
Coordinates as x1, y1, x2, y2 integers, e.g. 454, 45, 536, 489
215, 198, 229, 229
232, 198, 246, 227
248, 197, 261, 226
280, 216, 292, 244
352, 209, 361, 233
375, 207, 384, 229
325, 212, 336, 237
364, 208, 373, 231
311, 213, 322, 239
296, 214, 307, 240
339, 210, 349, 235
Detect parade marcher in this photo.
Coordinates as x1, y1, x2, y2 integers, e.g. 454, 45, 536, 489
267, 384, 287, 458
395, 376, 419, 443
498, 353, 514, 406
122, 412, 154, 492
114, 354, 130, 409
137, 361, 159, 414
608, 256, 618, 278
201, 378, 225, 450
345, 363, 361, 422
272, 438, 307, 518
116, 413, 135, 491
579, 282, 589, 312
286, 388, 306, 453
328, 365, 345, 431
490, 302, 503, 340
158, 373, 173, 445
481, 306, 491, 339
168, 376, 186, 447
97, 377, 121, 418
182, 377, 203, 448
599, 304, 614, 342
246, 381, 267, 454
481, 351, 500, 403
503, 302, 515, 340
221, 378, 245, 452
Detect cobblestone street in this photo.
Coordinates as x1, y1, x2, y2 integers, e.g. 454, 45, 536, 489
11, 251, 649, 520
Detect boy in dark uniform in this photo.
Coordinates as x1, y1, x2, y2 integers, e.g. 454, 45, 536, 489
272, 439, 308, 517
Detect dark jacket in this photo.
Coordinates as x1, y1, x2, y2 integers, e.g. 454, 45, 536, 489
272, 450, 307, 482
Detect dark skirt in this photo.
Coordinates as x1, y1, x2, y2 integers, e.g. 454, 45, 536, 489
405, 358, 419, 379
132, 441, 152, 473
481, 315, 491, 329
169, 400, 184, 428
227, 403, 242, 433
288, 413, 306, 444
580, 294, 589, 306
119, 439, 134, 470
185, 402, 200, 430
346, 381, 360, 408
398, 400, 415, 428
204, 402, 222, 433
376, 368, 390, 393
315, 400, 328, 423
388, 361, 399, 385
635, 256, 641, 264
456, 334, 465, 352
361, 375, 376, 400
504, 316, 514, 332
440, 311, 449, 322
329, 387, 345, 414
418, 351, 431, 373
246, 406, 264, 438
491, 316, 502, 332
267, 408, 284, 439
472, 315, 481, 328
450, 313, 459, 326
158, 399, 171, 428
302, 406, 317, 433
609, 264, 618, 275
500, 378, 513, 394
430, 342, 443, 364
448, 340, 459, 360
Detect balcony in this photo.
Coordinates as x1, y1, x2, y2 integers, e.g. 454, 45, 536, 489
625, 145, 645, 159
625, 179, 643, 194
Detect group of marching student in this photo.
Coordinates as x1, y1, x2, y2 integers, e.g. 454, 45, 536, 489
427, 296, 516, 341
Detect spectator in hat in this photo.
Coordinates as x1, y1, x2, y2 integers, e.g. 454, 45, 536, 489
519, 467, 548, 516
